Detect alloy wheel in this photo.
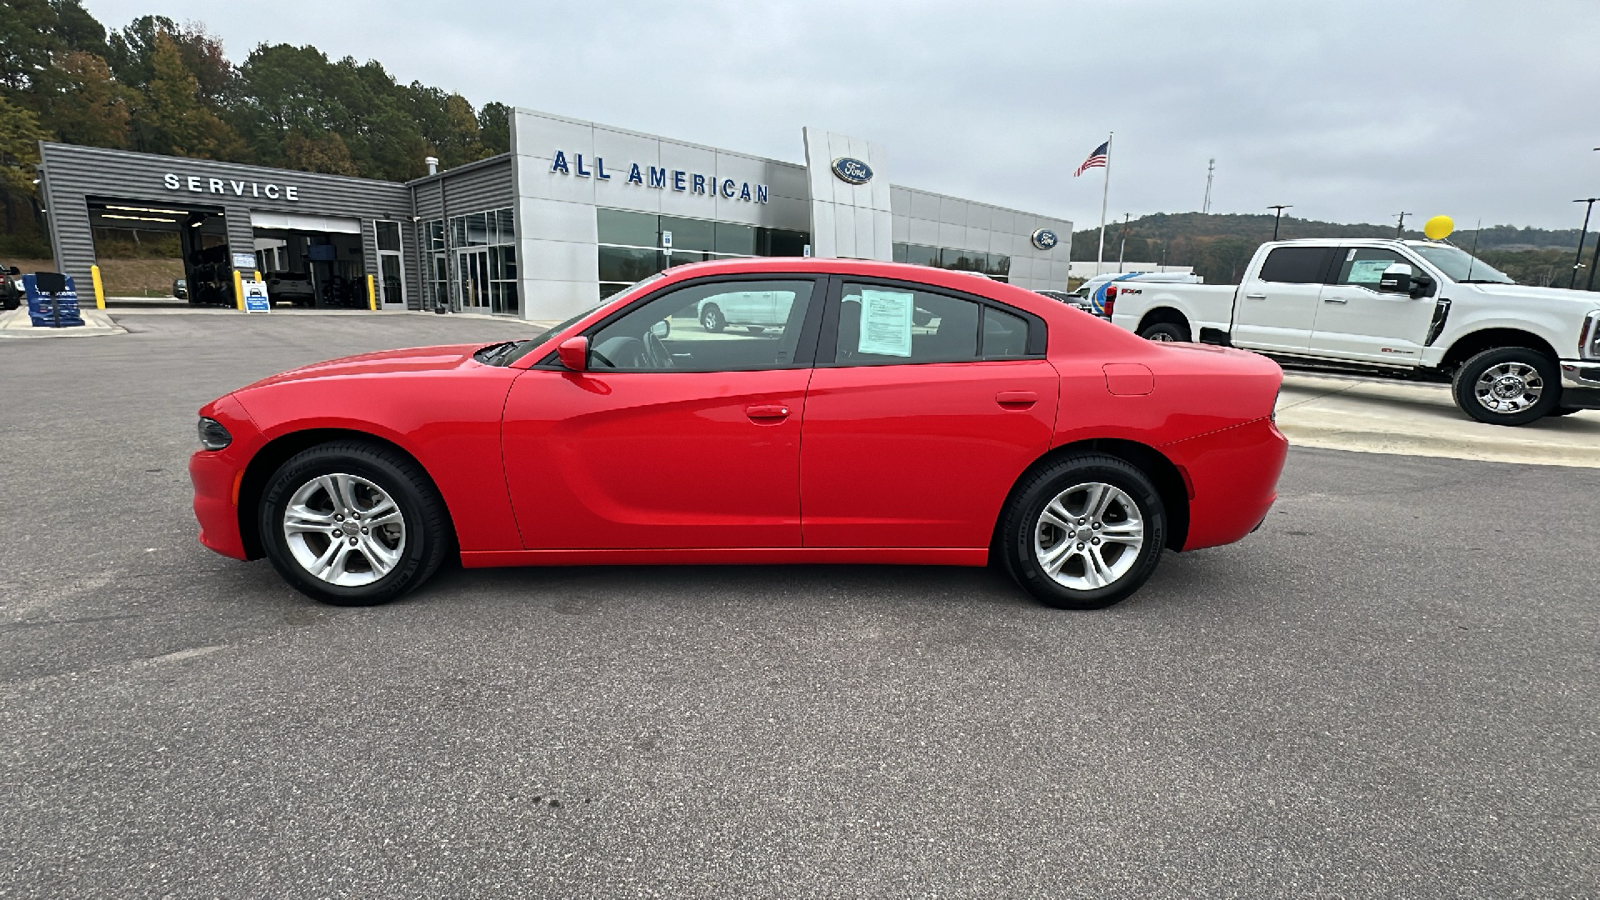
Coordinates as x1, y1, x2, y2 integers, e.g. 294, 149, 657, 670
282, 473, 407, 586
1474, 361, 1543, 414
1033, 481, 1145, 590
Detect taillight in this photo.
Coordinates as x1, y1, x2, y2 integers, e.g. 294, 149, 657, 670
1105, 285, 1119, 301
1103, 296, 1116, 318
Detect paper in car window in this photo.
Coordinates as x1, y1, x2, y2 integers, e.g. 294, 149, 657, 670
1347, 259, 1394, 284
857, 289, 914, 357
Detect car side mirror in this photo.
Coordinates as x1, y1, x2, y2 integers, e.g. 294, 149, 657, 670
1378, 263, 1413, 295
1409, 272, 1435, 298
556, 336, 588, 373
650, 320, 670, 339
7, 267, 18, 276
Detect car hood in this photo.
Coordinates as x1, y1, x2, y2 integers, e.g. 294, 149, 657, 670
1457, 282, 1600, 311
240, 343, 487, 389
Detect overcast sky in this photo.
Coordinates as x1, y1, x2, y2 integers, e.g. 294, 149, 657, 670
84, 0, 1600, 231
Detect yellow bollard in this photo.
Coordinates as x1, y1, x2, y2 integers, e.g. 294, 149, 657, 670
232, 269, 245, 311
367, 274, 377, 311
90, 264, 105, 309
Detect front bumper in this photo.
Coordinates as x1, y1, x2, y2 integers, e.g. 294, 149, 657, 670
1560, 361, 1600, 410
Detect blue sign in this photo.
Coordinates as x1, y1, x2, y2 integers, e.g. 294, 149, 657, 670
24, 274, 85, 328
1031, 228, 1059, 251
831, 157, 873, 185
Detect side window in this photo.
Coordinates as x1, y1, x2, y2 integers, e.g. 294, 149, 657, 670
589, 279, 816, 372
834, 284, 980, 365
1257, 247, 1335, 284
1335, 248, 1410, 289
981, 307, 1030, 359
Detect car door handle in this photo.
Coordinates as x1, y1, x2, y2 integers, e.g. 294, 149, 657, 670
996, 391, 1037, 408
745, 404, 791, 421
1323, 296, 1348, 303
1244, 293, 1267, 299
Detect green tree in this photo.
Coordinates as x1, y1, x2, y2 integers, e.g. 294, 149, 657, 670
135, 32, 246, 159
0, 94, 48, 238
478, 101, 510, 155
40, 51, 132, 148
283, 128, 358, 175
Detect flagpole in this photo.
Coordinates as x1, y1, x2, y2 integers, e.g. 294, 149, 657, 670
1096, 132, 1113, 277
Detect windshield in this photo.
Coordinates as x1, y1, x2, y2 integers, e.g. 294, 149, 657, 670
497, 272, 668, 366
1411, 244, 1515, 285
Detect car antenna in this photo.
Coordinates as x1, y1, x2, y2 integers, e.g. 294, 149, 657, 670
1465, 218, 1482, 281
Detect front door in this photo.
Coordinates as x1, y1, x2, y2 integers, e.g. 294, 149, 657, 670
375, 221, 406, 309
457, 248, 489, 313
1308, 247, 1438, 362
502, 276, 823, 550
1231, 245, 1337, 353
800, 280, 1058, 549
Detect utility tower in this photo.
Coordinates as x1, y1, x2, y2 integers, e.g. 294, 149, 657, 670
1202, 159, 1215, 214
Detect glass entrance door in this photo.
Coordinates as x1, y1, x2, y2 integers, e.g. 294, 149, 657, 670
457, 248, 490, 313
375, 221, 406, 309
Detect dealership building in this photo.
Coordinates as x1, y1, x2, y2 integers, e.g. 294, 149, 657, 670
37, 108, 1074, 320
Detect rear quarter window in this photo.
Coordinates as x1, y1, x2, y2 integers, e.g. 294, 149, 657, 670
1257, 247, 1336, 284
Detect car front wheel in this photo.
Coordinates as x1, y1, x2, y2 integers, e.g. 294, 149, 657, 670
700, 304, 726, 333
999, 454, 1166, 609
1451, 347, 1560, 426
259, 441, 451, 605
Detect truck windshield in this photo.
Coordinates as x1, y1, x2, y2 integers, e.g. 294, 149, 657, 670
1411, 245, 1515, 285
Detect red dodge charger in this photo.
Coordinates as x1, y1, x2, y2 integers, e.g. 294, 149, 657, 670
191, 257, 1287, 609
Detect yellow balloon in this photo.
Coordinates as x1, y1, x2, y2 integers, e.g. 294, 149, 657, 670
1423, 215, 1454, 240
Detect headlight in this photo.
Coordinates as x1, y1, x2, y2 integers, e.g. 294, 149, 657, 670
197, 417, 232, 450
1582, 310, 1600, 361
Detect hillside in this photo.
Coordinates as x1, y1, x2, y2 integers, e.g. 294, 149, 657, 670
1071, 213, 1598, 287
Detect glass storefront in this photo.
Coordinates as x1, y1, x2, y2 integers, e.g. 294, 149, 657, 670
893, 242, 1010, 282
423, 207, 519, 315
597, 208, 809, 298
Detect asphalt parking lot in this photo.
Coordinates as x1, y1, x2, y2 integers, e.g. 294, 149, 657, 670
2, 313, 1597, 898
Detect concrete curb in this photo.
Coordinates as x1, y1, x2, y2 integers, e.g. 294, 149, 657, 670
0, 306, 126, 338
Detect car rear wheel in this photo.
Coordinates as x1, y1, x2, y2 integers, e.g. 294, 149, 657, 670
1451, 346, 1560, 426
999, 454, 1166, 609
259, 441, 451, 605
1139, 322, 1189, 342
700, 304, 726, 333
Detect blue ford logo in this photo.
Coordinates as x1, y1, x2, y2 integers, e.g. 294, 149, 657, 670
1031, 228, 1059, 251
831, 157, 873, 185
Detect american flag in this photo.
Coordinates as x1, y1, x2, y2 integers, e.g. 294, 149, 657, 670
1074, 141, 1109, 177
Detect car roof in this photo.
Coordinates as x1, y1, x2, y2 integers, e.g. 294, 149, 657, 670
651, 256, 1062, 317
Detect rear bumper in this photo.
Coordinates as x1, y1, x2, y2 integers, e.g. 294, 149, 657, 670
1163, 418, 1288, 552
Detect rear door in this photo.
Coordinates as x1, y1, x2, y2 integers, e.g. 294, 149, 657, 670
1231, 246, 1337, 353
800, 278, 1058, 549
1308, 247, 1437, 362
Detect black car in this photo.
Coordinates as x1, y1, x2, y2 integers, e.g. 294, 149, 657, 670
1, 263, 24, 311
172, 278, 188, 300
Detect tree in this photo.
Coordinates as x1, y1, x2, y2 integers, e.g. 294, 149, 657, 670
478, 101, 510, 155
41, 51, 132, 148
0, 94, 49, 236
436, 93, 484, 167
135, 32, 246, 159
283, 129, 358, 176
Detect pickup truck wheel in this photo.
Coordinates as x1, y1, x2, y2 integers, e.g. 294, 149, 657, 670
700, 304, 726, 333
1451, 347, 1560, 426
999, 454, 1167, 610
1139, 322, 1189, 343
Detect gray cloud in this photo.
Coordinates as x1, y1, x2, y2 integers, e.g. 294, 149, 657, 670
85, 0, 1600, 229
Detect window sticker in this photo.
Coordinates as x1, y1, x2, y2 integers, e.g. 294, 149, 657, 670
1347, 259, 1395, 284
857, 289, 914, 357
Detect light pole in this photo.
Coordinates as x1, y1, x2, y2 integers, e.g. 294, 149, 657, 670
1590, 148, 1600, 290
1268, 205, 1292, 241
1394, 211, 1411, 237
1572, 198, 1598, 289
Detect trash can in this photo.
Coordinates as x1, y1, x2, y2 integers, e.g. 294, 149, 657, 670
25, 273, 86, 328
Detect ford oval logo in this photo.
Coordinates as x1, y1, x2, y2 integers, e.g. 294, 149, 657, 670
1031, 228, 1059, 251
831, 157, 873, 185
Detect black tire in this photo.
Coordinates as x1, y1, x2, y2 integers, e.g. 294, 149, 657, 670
1139, 321, 1189, 343
998, 454, 1167, 610
258, 441, 451, 606
1451, 346, 1561, 426
700, 304, 725, 333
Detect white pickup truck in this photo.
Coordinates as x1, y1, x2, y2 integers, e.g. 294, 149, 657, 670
1104, 238, 1600, 426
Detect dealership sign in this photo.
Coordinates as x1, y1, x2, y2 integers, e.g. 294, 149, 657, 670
1031, 228, 1059, 251
830, 157, 872, 185
164, 173, 300, 201
549, 151, 768, 204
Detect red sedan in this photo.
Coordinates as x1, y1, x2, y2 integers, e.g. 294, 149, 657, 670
190, 257, 1287, 609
